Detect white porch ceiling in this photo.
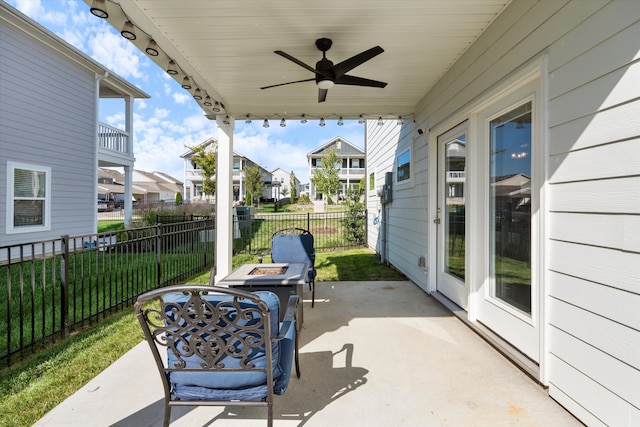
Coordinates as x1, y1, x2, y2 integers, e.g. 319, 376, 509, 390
86, 0, 511, 121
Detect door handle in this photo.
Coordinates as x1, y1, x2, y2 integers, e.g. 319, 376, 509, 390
434, 218, 441, 224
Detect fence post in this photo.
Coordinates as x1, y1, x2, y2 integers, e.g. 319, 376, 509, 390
156, 224, 162, 286
60, 235, 70, 338
307, 212, 310, 231
364, 208, 368, 246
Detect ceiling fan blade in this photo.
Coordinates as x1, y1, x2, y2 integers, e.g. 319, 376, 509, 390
274, 51, 331, 78
318, 88, 328, 103
332, 46, 384, 77
335, 74, 387, 88
260, 78, 315, 90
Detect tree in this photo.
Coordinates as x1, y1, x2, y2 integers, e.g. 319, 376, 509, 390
311, 148, 341, 205
174, 192, 183, 206
187, 144, 216, 197
342, 178, 366, 245
244, 164, 264, 206
289, 171, 298, 202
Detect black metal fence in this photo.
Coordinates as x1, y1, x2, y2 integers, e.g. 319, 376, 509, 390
0, 219, 214, 366
233, 211, 368, 255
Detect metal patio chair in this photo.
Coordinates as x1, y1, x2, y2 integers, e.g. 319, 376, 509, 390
259, 227, 318, 307
135, 285, 300, 427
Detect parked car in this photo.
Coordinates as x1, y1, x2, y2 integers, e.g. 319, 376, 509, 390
97, 200, 114, 212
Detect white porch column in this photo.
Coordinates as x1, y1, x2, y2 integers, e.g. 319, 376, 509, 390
215, 115, 235, 282
124, 96, 134, 227
124, 165, 133, 227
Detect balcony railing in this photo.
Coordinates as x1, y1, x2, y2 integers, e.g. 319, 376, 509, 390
98, 122, 131, 156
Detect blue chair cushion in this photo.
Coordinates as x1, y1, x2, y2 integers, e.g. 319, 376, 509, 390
162, 291, 291, 401
271, 234, 315, 282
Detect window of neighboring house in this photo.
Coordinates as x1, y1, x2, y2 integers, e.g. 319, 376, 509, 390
7, 161, 51, 233
369, 172, 375, 191
194, 184, 203, 198
233, 160, 241, 170
396, 147, 411, 183
342, 159, 348, 168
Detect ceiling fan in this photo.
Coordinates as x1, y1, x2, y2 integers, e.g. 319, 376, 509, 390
260, 38, 387, 102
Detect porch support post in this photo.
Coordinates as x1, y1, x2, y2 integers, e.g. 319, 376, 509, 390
215, 115, 235, 282
123, 165, 133, 227
124, 96, 134, 227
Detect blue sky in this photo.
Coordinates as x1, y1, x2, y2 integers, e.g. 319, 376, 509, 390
7, 0, 365, 183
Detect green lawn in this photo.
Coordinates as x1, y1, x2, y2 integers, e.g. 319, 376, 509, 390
0, 247, 402, 427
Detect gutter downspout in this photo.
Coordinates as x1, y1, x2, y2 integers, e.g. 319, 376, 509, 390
94, 71, 108, 232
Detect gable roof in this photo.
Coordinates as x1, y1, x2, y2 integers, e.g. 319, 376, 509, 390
307, 136, 364, 157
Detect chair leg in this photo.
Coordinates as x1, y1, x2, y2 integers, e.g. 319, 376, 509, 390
163, 403, 171, 427
294, 327, 301, 378
267, 402, 273, 427
311, 280, 315, 308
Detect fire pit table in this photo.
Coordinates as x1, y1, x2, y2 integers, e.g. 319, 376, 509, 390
217, 262, 308, 328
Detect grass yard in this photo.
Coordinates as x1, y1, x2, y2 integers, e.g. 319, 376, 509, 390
0, 247, 402, 427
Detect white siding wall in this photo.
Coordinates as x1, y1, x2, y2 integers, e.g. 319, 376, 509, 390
366, 1, 640, 425
0, 19, 97, 246
366, 119, 429, 290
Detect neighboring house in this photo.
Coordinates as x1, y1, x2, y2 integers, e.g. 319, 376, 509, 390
181, 138, 271, 203
364, 2, 640, 425
0, 4, 148, 247
98, 168, 183, 204
270, 167, 300, 200
131, 170, 183, 203
307, 137, 365, 200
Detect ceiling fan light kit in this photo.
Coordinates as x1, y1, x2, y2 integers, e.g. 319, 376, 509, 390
261, 37, 387, 103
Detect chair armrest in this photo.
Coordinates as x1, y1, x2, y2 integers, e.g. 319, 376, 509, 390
275, 294, 299, 341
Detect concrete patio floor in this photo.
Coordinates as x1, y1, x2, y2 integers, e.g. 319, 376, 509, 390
35, 281, 581, 426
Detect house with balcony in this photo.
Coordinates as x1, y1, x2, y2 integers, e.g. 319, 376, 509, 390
270, 167, 300, 201
181, 138, 271, 204
0, 4, 147, 247
307, 137, 365, 200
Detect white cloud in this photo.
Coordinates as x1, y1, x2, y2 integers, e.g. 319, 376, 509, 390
173, 92, 191, 104
88, 30, 147, 80
164, 83, 172, 95
137, 100, 148, 110
155, 108, 170, 119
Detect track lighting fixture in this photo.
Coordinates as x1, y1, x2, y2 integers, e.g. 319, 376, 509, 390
223, 116, 231, 125
263, 119, 270, 128
280, 118, 286, 127
203, 96, 212, 106
121, 21, 136, 40
166, 60, 178, 75
181, 77, 191, 90
245, 115, 252, 124
89, 0, 108, 18
212, 102, 221, 113
301, 115, 307, 124
338, 117, 344, 126
397, 116, 403, 125
377, 117, 384, 126
145, 39, 159, 56
358, 115, 365, 124
193, 88, 202, 100
319, 118, 326, 127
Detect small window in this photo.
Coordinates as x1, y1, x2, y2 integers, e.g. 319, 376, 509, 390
7, 161, 51, 233
233, 160, 241, 170
369, 172, 375, 191
397, 148, 411, 183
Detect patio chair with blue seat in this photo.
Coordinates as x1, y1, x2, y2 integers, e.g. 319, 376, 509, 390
259, 227, 317, 307
134, 285, 300, 427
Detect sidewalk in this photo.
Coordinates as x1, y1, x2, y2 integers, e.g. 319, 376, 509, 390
35, 281, 581, 426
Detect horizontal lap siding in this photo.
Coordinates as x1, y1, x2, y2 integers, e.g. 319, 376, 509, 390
0, 20, 96, 244
366, 119, 429, 289
546, 1, 640, 425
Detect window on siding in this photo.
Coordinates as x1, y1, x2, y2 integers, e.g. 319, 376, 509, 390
369, 172, 375, 191
397, 148, 411, 183
233, 160, 241, 170
7, 162, 51, 233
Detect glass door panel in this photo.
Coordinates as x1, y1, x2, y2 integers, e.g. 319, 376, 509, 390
489, 102, 532, 315
445, 136, 466, 281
